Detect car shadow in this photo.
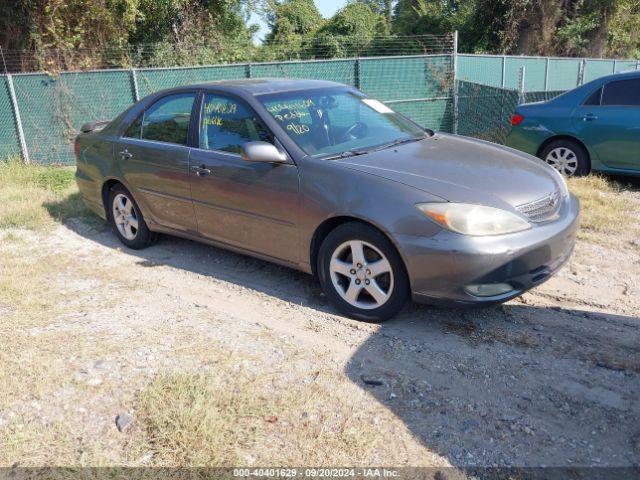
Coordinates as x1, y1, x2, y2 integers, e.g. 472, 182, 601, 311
345, 305, 640, 468
49, 204, 640, 469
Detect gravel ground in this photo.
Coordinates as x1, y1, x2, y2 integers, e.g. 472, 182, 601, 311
1, 203, 639, 467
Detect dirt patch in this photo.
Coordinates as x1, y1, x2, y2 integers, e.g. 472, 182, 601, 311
0, 219, 637, 468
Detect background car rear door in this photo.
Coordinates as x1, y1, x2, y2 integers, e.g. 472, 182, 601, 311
189, 91, 300, 263
573, 78, 640, 171
116, 91, 198, 232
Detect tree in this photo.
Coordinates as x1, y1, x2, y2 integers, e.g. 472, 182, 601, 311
264, 0, 324, 43
360, 0, 394, 31
607, 0, 640, 58
312, 2, 389, 57
261, 0, 324, 58
393, 0, 627, 57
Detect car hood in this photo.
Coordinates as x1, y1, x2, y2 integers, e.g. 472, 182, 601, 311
335, 133, 561, 210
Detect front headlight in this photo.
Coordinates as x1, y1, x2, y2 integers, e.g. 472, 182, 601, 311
417, 203, 531, 236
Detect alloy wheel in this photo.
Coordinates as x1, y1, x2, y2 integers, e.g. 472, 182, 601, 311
329, 240, 394, 310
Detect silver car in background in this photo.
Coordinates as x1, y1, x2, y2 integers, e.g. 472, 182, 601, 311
75, 79, 580, 322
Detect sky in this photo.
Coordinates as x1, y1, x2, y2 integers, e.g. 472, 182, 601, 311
249, 0, 349, 43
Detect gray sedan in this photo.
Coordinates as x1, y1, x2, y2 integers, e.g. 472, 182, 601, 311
75, 79, 579, 322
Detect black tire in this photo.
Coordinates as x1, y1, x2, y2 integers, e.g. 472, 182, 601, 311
317, 222, 410, 322
539, 139, 590, 177
108, 184, 156, 249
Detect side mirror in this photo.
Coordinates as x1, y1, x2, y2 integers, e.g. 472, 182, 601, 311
241, 141, 288, 163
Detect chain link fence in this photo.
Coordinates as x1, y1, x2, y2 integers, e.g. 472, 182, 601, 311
0, 35, 456, 165
0, 36, 638, 164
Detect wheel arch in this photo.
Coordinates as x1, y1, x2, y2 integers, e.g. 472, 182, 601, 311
101, 178, 128, 220
309, 215, 409, 281
536, 135, 592, 168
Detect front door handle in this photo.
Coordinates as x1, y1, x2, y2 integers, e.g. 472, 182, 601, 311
191, 165, 211, 177
582, 114, 598, 122
119, 149, 133, 160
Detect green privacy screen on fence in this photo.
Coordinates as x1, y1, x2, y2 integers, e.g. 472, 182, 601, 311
0, 77, 20, 159
11, 71, 135, 164
0, 53, 637, 164
1, 55, 456, 164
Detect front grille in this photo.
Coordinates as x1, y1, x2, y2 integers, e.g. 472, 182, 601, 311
517, 190, 561, 223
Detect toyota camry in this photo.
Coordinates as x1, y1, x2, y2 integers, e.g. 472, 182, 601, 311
75, 79, 580, 322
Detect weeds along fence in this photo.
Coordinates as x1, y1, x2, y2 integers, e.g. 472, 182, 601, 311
0, 36, 638, 165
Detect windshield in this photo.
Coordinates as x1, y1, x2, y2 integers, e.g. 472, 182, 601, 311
258, 87, 427, 158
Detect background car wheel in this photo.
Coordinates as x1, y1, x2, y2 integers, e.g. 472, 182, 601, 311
540, 139, 590, 177
317, 222, 409, 322
108, 185, 155, 249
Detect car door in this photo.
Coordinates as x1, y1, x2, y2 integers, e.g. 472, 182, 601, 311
189, 91, 300, 263
116, 91, 198, 232
573, 78, 640, 171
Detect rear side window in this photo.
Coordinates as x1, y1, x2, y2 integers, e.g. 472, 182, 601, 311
126, 93, 196, 145
199, 93, 272, 154
602, 79, 640, 106
124, 115, 142, 138
583, 87, 601, 106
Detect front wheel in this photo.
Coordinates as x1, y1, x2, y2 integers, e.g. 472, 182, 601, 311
317, 222, 409, 322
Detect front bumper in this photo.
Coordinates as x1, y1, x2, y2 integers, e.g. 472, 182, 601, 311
398, 194, 580, 305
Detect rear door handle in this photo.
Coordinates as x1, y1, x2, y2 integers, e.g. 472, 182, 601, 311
582, 114, 598, 122
119, 149, 133, 160
191, 165, 211, 176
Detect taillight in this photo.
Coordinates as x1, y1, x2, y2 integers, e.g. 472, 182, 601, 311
74, 139, 80, 158
511, 114, 525, 126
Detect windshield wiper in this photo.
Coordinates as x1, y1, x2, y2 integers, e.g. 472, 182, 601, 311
369, 136, 425, 152
322, 136, 425, 160
323, 148, 369, 160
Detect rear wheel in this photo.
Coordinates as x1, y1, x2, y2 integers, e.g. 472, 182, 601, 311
540, 139, 590, 177
317, 222, 409, 322
108, 185, 155, 249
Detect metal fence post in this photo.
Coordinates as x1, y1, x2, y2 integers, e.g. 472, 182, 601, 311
636, 59, 639, 70
518, 66, 526, 104
577, 59, 586, 86
6, 74, 29, 164
452, 30, 459, 135
354, 57, 361, 89
247, 62, 253, 79
613, 59, 617, 74
544, 57, 550, 91
131, 68, 140, 102
501, 55, 506, 88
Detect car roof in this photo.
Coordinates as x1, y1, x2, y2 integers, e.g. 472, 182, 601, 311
160, 78, 347, 96
597, 69, 640, 81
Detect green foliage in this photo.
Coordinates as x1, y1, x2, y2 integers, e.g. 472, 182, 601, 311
607, 0, 640, 58
1, 0, 639, 69
320, 2, 386, 38
394, 0, 484, 51
0, 0, 257, 70
393, 0, 637, 57
261, 0, 325, 60
555, 11, 601, 56
310, 2, 388, 57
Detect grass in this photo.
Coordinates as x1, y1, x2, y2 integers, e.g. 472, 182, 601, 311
567, 175, 640, 245
0, 157, 95, 230
133, 363, 420, 466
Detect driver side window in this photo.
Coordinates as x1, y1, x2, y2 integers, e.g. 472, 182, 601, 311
199, 93, 272, 154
